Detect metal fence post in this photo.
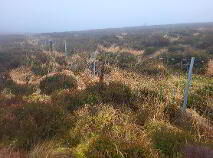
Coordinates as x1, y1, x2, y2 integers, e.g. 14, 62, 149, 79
182, 57, 195, 111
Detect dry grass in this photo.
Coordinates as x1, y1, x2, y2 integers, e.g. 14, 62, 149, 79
1, 49, 213, 158
9, 67, 40, 85
23, 93, 51, 104
77, 69, 99, 89
28, 141, 72, 158
104, 67, 159, 90
169, 108, 213, 141
98, 45, 144, 55
147, 48, 167, 58
207, 59, 213, 76
69, 104, 159, 158
0, 148, 23, 158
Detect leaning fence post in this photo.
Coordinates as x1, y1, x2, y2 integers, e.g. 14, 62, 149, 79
182, 57, 195, 111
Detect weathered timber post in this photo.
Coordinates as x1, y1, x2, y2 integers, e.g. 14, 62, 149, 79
182, 57, 195, 111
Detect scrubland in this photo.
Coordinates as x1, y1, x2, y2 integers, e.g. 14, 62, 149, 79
0, 23, 213, 158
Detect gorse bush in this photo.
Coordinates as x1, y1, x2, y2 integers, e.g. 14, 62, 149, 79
40, 73, 78, 94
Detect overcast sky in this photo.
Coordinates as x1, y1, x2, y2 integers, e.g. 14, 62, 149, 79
1, 0, 213, 33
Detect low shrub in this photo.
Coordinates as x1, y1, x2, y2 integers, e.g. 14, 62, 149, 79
117, 52, 137, 69
85, 82, 136, 109
103, 81, 133, 105
144, 47, 158, 56
5, 79, 35, 96
187, 85, 213, 121
168, 45, 185, 52
135, 61, 168, 77
31, 64, 49, 76
40, 74, 78, 95
52, 90, 85, 112
138, 88, 159, 102
55, 56, 67, 65
146, 120, 195, 157
97, 52, 117, 65
34, 53, 51, 64
0, 103, 72, 150
65, 105, 157, 158
188, 94, 213, 121
68, 55, 87, 74
207, 47, 213, 55
86, 135, 156, 158
164, 103, 181, 123
52, 81, 135, 112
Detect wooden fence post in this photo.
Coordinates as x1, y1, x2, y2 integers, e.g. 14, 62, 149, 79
182, 57, 195, 111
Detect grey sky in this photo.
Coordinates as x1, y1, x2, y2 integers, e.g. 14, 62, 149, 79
1, 0, 213, 33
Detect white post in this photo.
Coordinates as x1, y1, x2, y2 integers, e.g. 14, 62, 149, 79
64, 41, 67, 56
182, 57, 195, 111
93, 61, 96, 75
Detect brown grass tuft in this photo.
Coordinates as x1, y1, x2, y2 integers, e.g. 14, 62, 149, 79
0, 148, 23, 158
207, 59, 213, 76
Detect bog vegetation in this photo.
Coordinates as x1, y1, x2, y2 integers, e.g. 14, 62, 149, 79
0, 23, 213, 158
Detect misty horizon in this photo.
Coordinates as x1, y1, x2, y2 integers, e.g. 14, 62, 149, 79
1, 21, 213, 35
1, 0, 213, 33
